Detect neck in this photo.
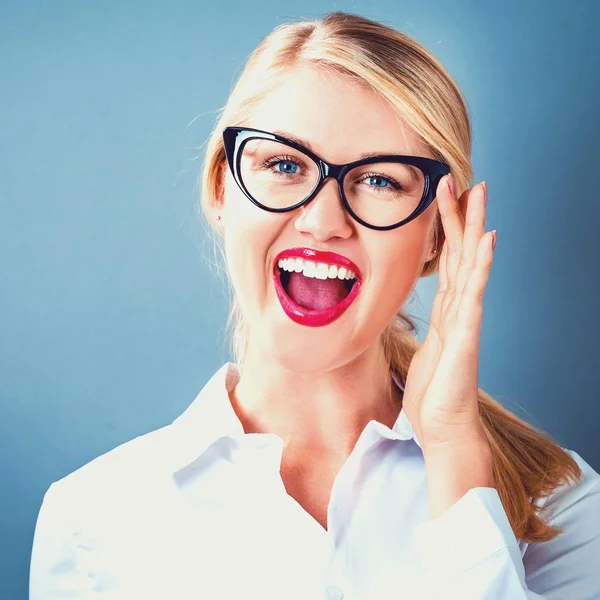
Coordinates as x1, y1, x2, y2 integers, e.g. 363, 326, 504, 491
229, 342, 402, 464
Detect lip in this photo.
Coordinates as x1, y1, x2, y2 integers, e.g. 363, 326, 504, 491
272, 247, 363, 327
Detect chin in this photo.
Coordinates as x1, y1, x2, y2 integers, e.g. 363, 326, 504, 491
270, 345, 353, 375
253, 312, 371, 375
240, 281, 403, 373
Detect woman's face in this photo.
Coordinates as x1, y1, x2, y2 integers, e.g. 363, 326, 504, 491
217, 64, 439, 373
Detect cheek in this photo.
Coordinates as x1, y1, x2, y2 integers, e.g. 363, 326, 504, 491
221, 187, 282, 306
370, 226, 432, 299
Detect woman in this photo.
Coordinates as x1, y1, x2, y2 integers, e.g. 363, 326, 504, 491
30, 12, 599, 600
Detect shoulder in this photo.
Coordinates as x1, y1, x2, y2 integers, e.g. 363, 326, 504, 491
39, 362, 234, 518
30, 421, 201, 599
42, 423, 178, 523
520, 448, 600, 593
536, 448, 600, 519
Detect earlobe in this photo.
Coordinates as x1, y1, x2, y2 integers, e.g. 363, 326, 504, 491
426, 246, 438, 263
208, 164, 227, 231
205, 198, 225, 233
213, 211, 224, 234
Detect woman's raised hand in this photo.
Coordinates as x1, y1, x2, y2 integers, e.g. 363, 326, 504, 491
401, 174, 496, 453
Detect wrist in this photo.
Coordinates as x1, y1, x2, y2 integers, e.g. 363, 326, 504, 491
421, 420, 489, 456
423, 436, 495, 519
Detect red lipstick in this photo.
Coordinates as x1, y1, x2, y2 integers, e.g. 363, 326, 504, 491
273, 247, 362, 327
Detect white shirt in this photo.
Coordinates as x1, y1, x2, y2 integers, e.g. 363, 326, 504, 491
30, 362, 600, 600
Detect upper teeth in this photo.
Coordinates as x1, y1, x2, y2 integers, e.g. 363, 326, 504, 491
278, 257, 357, 281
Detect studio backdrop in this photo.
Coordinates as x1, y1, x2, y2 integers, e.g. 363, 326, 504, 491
1, 1, 598, 599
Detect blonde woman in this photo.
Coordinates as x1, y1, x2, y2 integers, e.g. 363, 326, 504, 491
30, 12, 599, 600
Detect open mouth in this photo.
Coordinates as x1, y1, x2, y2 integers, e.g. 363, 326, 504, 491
278, 261, 357, 311
272, 249, 362, 327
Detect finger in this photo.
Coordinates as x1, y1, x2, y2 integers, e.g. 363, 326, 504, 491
429, 225, 450, 336
457, 230, 496, 333
454, 182, 486, 299
437, 174, 466, 313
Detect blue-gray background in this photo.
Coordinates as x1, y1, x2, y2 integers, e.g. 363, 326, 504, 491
1, 1, 599, 598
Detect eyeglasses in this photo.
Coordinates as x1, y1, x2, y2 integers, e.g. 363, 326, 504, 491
222, 126, 451, 231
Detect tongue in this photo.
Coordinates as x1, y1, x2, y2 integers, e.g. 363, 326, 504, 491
287, 272, 349, 310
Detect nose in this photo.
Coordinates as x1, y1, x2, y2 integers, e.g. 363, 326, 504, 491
293, 178, 354, 242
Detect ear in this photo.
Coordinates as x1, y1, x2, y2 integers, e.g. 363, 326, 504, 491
206, 163, 226, 230
423, 243, 439, 265
424, 221, 441, 264
214, 162, 226, 205
206, 203, 224, 232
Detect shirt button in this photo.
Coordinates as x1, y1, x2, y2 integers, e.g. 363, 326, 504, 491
326, 585, 344, 600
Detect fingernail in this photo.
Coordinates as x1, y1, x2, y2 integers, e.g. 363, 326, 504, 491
492, 230, 497, 250
447, 174, 456, 196
482, 181, 488, 205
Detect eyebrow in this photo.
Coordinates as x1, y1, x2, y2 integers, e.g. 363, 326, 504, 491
271, 129, 403, 161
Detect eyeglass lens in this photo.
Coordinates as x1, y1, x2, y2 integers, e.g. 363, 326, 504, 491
238, 138, 426, 228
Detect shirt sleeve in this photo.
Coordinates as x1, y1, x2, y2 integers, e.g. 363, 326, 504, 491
29, 482, 95, 599
413, 459, 600, 599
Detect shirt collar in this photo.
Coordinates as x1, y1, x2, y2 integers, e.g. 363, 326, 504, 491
168, 363, 420, 474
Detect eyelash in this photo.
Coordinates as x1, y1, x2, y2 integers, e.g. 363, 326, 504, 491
261, 156, 403, 191
261, 155, 306, 175
359, 172, 402, 191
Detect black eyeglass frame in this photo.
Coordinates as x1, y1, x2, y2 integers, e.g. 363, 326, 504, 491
222, 126, 451, 231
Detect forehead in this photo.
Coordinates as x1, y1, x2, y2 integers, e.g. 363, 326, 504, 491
246, 64, 432, 163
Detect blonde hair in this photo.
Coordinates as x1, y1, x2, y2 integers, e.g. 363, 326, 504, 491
198, 11, 581, 543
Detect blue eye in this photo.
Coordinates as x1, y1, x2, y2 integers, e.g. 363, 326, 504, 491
277, 161, 298, 174
359, 172, 402, 192
368, 176, 389, 188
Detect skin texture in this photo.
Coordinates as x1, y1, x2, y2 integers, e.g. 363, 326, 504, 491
211, 64, 496, 525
